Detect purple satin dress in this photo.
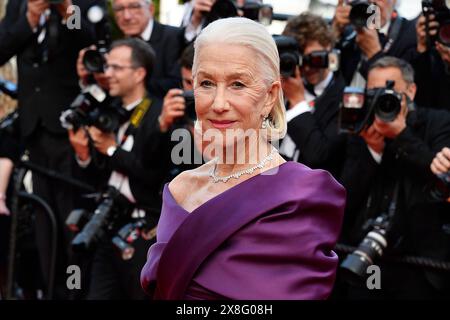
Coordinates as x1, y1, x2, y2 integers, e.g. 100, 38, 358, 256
141, 161, 346, 300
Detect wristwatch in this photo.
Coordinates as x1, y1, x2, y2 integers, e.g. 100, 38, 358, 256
107, 146, 117, 157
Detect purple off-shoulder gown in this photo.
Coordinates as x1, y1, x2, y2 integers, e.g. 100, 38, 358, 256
141, 161, 346, 300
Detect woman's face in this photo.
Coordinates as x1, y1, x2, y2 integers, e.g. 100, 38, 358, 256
193, 43, 279, 151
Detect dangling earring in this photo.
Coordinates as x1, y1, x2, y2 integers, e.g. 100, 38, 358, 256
261, 116, 268, 129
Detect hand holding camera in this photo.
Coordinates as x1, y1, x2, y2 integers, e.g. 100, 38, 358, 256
68, 127, 90, 161
88, 126, 117, 155
430, 147, 450, 202
192, 0, 216, 27
356, 26, 382, 59
26, 0, 50, 29
160, 89, 187, 132
360, 123, 385, 155
416, 14, 440, 53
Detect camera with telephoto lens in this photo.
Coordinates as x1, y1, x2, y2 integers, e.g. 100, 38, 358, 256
422, 0, 450, 47
68, 186, 134, 252
273, 35, 340, 78
430, 171, 450, 201
205, 0, 273, 26
340, 213, 391, 285
112, 219, 157, 260
339, 80, 403, 134
82, 5, 112, 73
60, 83, 125, 133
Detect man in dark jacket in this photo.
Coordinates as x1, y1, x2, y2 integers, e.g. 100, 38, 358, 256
280, 12, 347, 178
332, 0, 417, 86
111, 0, 183, 98
0, 0, 99, 299
339, 56, 450, 299
69, 38, 170, 299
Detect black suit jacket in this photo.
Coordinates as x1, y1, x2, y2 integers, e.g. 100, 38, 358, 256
82, 96, 171, 217
412, 49, 450, 111
337, 16, 418, 85
0, 0, 99, 138
147, 21, 183, 99
286, 73, 348, 178
339, 107, 450, 290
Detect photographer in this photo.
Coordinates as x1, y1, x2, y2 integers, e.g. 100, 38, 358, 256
332, 0, 417, 87
412, 10, 450, 111
0, 0, 100, 299
339, 57, 450, 299
69, 38, 170, 299
279, 12, 347, 178
111, 0, 183, 99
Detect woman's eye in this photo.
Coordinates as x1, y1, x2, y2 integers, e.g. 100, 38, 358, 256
231, 81, 245, 88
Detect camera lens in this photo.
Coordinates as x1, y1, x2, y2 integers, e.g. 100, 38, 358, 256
280, 53, 298, 78
374, 92, 402, 122
83, 50, 105, 73
438, 21, 450, 46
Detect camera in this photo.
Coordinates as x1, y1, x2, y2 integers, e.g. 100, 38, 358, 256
422, 0, 450, 47
339, 80, 403, 134
112, 219, 157, 260
179, 90, 196, 123
348, 0, 373, 29
206, 0, 273, 26
82, 6, 111, 73
430, 171, 450, 201
273, 35, 340, 78
60, 84, 125, 133
68, 187, 134, 252
0, 77, 18, 99
340, 214, 390, 285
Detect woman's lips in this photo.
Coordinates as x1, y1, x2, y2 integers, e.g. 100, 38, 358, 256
209, 119, 236, 129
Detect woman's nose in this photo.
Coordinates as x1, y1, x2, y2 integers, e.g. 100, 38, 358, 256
211, 86, 230, 113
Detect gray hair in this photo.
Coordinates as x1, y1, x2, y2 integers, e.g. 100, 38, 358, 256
192, 17, 287, 141
369, 56, 415, 84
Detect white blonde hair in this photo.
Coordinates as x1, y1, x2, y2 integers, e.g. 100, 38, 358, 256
192, 17, 287, 141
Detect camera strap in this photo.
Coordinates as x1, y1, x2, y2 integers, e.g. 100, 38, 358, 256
383, 15, 404, 54
119, 96, 152, 146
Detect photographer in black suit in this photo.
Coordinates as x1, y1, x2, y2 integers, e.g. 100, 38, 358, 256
332, 0, 417, 87
0, 0, 99, 299
111, 0, 183, 99
279, 12, 347, 178
340, 57, 450, 299
69, 38, 170, 299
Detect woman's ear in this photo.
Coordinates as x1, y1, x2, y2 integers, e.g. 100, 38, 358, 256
263, 81, 280, 116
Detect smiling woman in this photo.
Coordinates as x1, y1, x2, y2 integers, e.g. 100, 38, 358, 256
140, 17, 346, 300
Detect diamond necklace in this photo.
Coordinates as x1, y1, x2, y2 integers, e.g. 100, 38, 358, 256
209, 148, 278, 183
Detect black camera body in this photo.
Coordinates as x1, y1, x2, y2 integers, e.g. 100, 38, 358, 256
180, 90, 196, 123
339, 80, 403, 134
349, 0, 373, 29
273, 35, 340, 78
60, 84, 125, 133
422, 0, 450, 47
82, 6, 111, 73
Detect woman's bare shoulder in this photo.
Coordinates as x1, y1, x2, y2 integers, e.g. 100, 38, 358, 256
168, 161, 215, 201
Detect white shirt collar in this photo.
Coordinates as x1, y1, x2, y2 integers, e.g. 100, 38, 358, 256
379, 19, 391, 36
125, 98, 143, 111
140, 19, 154, 42
304, 71, 333, 102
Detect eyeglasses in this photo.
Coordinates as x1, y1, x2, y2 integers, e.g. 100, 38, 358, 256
104, 63, 138, 72
112, 2, 145, 15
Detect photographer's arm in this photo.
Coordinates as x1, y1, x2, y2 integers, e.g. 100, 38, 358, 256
0, 0, 41, 65
0, 158, 14, 216
387, 112, 450, 180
